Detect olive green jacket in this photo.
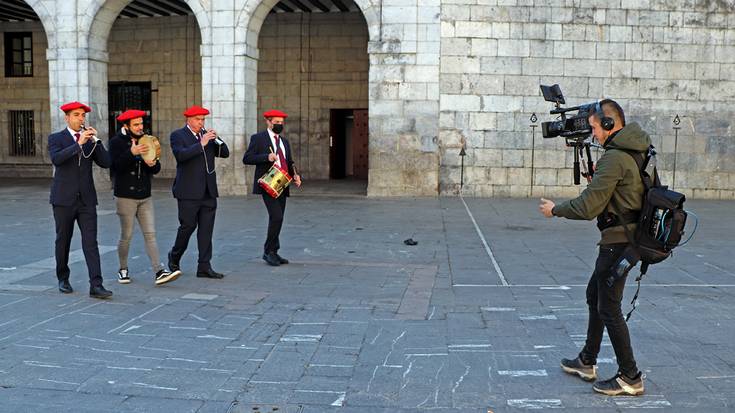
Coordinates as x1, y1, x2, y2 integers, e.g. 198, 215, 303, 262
552, 122, 651, 245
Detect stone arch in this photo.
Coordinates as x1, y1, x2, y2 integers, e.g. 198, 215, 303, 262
22, 0, 57, 48
238, 0, 380, 56
86, 0, 210, 54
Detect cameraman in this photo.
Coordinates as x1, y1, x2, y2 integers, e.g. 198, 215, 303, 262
538, 99, 649, 396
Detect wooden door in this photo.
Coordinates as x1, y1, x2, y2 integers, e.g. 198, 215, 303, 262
352, 109, 368, 179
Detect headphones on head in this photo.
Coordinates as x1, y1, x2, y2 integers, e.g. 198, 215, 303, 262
595, 101, 615, 131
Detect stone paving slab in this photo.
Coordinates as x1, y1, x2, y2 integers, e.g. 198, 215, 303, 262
0, 181, 734, 412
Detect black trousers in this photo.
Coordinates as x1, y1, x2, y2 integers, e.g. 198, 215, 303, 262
580, 243, 639, 378
52, 198, 104, 287
170, 197, 217, 271
261, 193, 287, 254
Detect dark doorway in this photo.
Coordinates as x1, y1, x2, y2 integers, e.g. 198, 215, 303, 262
108, 81, 152, 138
329, 108, 368, 179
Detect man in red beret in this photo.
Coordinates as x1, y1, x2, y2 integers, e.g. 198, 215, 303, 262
109, 110, 181, 287
243, 109, 302, 266
167, 105, 229, 279
48, 102, 113, 299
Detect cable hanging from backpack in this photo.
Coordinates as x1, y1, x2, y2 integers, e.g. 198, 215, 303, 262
675, 210, 699, 246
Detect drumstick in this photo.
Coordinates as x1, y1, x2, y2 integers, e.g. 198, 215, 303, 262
269, 145, 299, 178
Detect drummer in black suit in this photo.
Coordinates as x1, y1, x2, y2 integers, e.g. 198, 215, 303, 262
167, 105, 229, 279
48, 101, 113, 298
243, 109, 302, 266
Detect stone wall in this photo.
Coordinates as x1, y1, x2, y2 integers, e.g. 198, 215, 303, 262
4, 0, 735, 198
257, 12, 369, 180
0, 21, 51, 176
439, 0, 735, 200
108, 15, 202, 179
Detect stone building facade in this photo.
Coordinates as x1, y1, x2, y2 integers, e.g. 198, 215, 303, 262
1, 0, 734, 199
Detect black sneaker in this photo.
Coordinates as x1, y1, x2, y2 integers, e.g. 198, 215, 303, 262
117, 268, 131, 284
561, 356, 597, 381
155, 268, 181, 286
593, 371, 645, 396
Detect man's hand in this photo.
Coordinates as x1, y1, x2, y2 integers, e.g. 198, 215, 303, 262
144, 159, 157, 167
131, 140, 149, 156
200, 130, 216, 146
294, 174, 302, 187
268, 153, 278, 162
539, 198, 555, 218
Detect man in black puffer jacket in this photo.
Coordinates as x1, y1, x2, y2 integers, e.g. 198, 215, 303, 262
110, 110, 180, 286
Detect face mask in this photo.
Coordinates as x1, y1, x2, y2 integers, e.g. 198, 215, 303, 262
272, 124, 284, 134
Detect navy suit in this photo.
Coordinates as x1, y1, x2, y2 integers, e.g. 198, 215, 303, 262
48, 128, 111, 287
168, 126, 229, 271
243, 131, 295, 254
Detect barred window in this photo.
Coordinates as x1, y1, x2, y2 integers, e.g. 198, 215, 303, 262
4, 32, 33, 77
9, 110, 35, 157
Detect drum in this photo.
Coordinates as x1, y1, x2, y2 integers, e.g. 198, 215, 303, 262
258, 164, 292, 198
138, 134, 161, 162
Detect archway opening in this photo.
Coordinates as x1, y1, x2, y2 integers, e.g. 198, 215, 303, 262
0, 0, 52, 177
256, 0, 369, 194
105, 0, 202, 178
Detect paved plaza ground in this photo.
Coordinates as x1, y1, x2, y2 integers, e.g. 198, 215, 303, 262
0, 179, 733, 412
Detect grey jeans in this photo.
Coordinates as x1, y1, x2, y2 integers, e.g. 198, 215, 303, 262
116, 197, 163, 273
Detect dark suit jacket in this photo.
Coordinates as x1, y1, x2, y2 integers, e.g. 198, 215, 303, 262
243, 131, 295, 196
109, 131, 161, 199
170, 126, 230, 200
48, 129, 111, 206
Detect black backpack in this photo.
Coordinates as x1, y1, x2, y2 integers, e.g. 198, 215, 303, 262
614, 146, 695, 319
624, 146, 688, 269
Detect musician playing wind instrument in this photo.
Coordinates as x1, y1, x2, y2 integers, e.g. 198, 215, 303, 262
109, 109, 181, 286
167, 105, 229, 279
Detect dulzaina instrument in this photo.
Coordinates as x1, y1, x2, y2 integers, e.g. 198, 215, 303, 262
138, 134, 161, 162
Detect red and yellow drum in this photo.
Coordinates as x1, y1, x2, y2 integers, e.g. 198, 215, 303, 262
258, 164, 292, 198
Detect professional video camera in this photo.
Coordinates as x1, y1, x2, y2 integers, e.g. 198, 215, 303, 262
539, 84, 599, 185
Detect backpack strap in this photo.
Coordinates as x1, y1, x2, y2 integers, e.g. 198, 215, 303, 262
607, 147, 654, 321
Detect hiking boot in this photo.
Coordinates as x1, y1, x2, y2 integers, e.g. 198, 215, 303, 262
117, 268, 131, 284
155, 268, 182, 286
561, 356, 597, 381
593, 371, 645, 396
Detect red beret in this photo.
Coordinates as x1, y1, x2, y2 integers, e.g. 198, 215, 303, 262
263, 109, 288, 119
183, 105, 210, 117
60, 101, 91, 113
116, 109, 147, 122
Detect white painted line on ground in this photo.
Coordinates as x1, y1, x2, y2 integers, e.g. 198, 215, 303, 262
614, 399, 671, 408
481, 307, 516, 312
498, 370, 548, 377
696, 374, 735, 380
448, 344, 492, 349
132, 382, 178, 391
107, 303, 167, 334
331, 392, 346, 406
280, 334, 322, 342
520, 315, 557, 320
38, 378, 80, 385
0, 296, 30, 309
507, 399, 562, 409
181, 293, 218, 300
459, 195, 508, 286
196, 335, 235, 340
0, 302, 102, 343
704, 262, 735, 277
454, 283, 735, 288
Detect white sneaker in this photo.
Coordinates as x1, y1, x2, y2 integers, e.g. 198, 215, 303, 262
117, 268, 131, 284
155, 268, 181, 286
